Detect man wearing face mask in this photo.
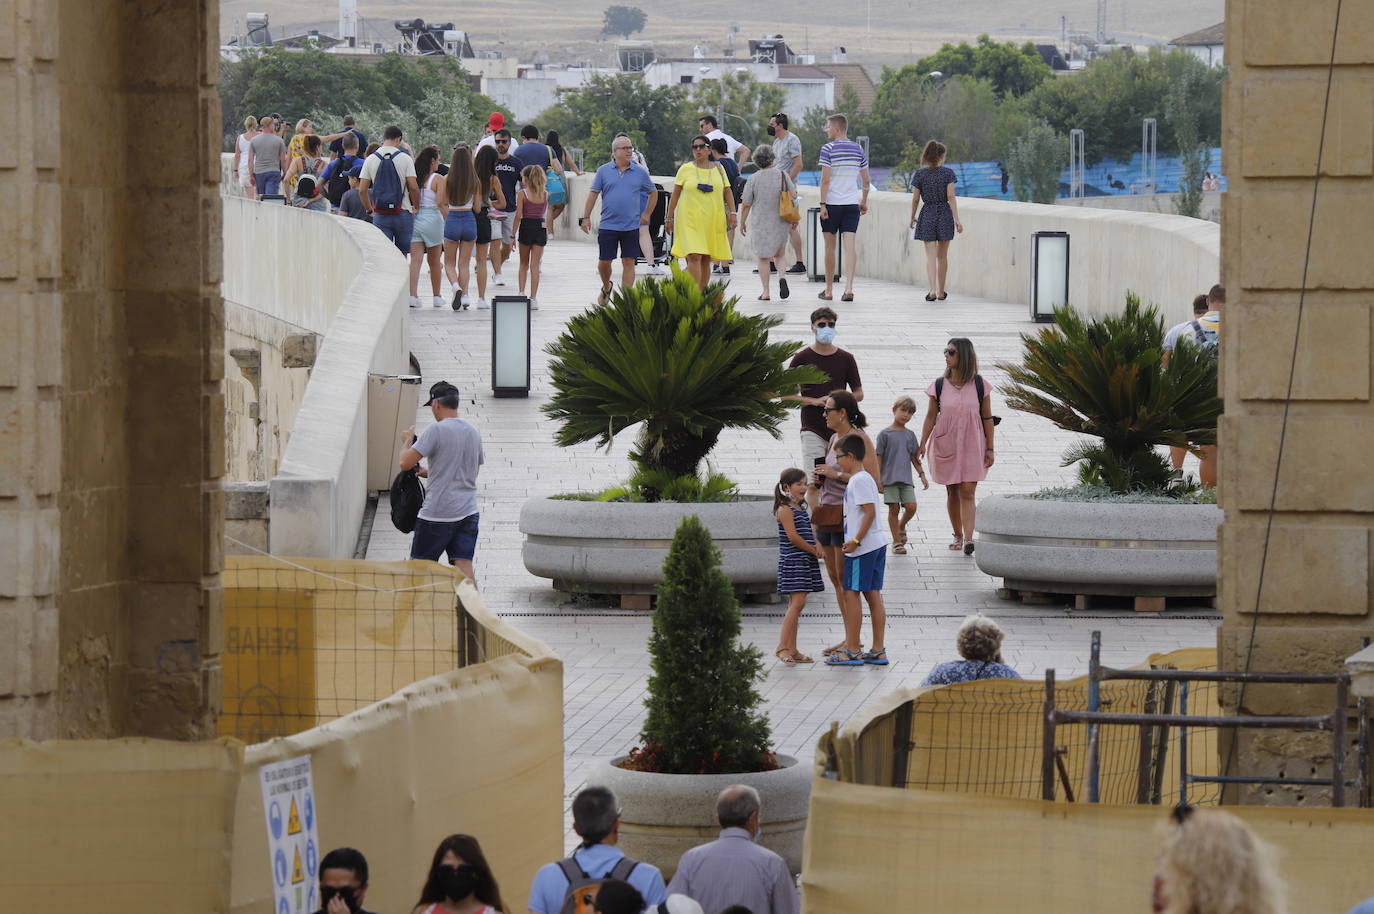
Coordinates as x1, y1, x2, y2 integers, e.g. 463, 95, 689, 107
779, 306, 864, 503
314, 847, 379, 914
666, 786, 797, 914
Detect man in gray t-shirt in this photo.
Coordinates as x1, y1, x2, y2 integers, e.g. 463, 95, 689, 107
248, 115, 288, 196
769, 113, 806, 273
399, 381, 485, 580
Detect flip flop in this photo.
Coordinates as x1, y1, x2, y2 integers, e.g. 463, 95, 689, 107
821, 641, 863, 656
757, 295, 771, 301
841, 293, 854, 302
817, 291, 833, 301
778, 278, 790, 299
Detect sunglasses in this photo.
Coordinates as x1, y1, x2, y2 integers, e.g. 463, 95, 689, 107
495, 139, 510, 144
944, 348, 958, 356
814, 321, 836, 329
822, 406, 841, 413
691, 143, 709, 150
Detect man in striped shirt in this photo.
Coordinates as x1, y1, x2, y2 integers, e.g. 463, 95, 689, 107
817, 113, 871, 303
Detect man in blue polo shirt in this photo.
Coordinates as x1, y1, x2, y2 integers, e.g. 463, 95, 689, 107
528, 786, 667, 914
579, 136, 657, 304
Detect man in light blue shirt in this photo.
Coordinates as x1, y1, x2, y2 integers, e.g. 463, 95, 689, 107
666, 785, 798, 914
579, 137, 657, 303
528, 785, 667, 914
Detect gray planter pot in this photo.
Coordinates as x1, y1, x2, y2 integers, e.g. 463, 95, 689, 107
975, 494, 1222, 595
589, 754, 812, 880
519, 496, 777, 596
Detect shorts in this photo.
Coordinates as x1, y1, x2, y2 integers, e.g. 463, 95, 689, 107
238, 170, 252, 188
800, 430, 828, 469
817, 529, 846, 547
372, 210, 414, 254
883, 483, 917, 504
490, 209, 514, 245
476, 206, 492, 245
409, 513, 480, 564
598, 228, 641, 261
518, 218, 548, 247
413, 206, 444, 248
255, 170, 282, 196
444, 209, 477, 243
820, 203, 861, 235
843, 547, 887, 592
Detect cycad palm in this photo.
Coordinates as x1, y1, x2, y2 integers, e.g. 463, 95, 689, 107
997, 295, 1221, 493
543, 270, 826, 477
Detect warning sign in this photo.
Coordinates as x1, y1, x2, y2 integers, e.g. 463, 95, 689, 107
260, 755, 320, 914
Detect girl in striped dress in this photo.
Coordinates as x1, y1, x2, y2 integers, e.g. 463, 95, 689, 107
774, 468, 825, 663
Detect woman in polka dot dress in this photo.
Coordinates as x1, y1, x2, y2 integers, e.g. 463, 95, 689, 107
908, 140, 963, 302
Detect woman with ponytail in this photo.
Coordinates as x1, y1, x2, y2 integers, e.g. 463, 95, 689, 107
773, 468, 824, 663
908, 139, 962, 301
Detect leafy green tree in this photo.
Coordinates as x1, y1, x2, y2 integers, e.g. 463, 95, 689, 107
542, 271, 825, 478
998, 295, 1221, 494
917, 34, 1052, 98
867, 72, 1029, 166
538, 74, 693, 173
690, 72, 786, 153
1022, 47, 1223, 164
1165, 68, 1209, 218
602, 5, 648, 37
309, 86, 483, 156
636, 515, 771, 774
1007, 120, 1066, 203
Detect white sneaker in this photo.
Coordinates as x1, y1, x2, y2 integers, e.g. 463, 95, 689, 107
408, 296, 422, 309
432, 295, 445, 309
529, 298, 539, 310
493, 273, 506, 286
476, 298, 490, 310
648, 263, 666, 276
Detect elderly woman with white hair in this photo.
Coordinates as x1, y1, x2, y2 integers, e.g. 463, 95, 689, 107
738, 143, 798, 301
921, 614, 1020, 685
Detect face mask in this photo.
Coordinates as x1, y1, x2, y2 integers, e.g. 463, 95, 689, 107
815, 327, 836, 345
321, 886, 361, 914
753, 825, 764, 843
766, 125, 777, 136
440, 864, 478, 902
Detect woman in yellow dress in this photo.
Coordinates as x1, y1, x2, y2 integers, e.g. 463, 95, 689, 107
666, 134, 737, 289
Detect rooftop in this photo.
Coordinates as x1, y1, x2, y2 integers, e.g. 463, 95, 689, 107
1170, 22, 1224, 46
816, 62, 877, 111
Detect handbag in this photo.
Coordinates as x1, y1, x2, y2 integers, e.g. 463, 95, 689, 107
812, 503, 843, 533
779, 174, 800, 224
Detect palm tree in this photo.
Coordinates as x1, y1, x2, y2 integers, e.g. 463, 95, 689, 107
543, 271, 826, 479
997, 295, 1221, 493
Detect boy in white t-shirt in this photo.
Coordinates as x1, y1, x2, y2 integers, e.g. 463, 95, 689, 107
827, 433, 891, 667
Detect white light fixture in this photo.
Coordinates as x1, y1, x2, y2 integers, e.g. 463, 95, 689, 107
491, 295, 531, 397
804, 207, 842, 283
1030, 231, 1069, 322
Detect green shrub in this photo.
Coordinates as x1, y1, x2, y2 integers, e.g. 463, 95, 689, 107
628, 516, 773, 774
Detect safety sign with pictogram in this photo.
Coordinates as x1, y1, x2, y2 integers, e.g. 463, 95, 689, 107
259, 755, 320, 914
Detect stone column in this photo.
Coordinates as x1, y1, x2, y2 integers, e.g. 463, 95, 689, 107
1218, 0, 1374, 803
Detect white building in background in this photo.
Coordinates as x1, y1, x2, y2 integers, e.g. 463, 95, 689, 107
482, 65, 621, 123
640, 59, 834, 122
1169, 22, 1224, 67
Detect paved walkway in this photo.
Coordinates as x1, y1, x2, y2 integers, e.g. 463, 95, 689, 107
364, 239, 1219, 847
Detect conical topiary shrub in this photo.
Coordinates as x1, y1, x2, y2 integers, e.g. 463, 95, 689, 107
627, 515, 774, 774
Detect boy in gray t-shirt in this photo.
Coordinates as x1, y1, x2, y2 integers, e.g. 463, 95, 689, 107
398, 381, 485, 580
874, 396, 929, 554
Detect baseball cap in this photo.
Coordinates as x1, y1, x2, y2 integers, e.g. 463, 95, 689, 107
346, 160, 364, 178
423, 381, 460, 406
487, 112, 505, 130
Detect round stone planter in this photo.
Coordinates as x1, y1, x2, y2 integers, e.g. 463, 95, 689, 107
590, 754, 812, 880
519, 496, 777, 597
975, 494, 1222, 598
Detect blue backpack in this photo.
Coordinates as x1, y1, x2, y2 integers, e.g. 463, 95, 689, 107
370, 149, 405, 213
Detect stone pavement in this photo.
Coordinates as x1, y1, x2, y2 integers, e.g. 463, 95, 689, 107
364, 239, 1219, 848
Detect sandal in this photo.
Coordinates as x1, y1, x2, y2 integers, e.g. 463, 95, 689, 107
964, 541, 975, 555
925, 292, 936, 302
861, 648, 889, 666
757, 295, 771, 301
948, 535, 964, 551
821, 641, 862, 657
841, 292, 854, 302
892, 543, 907, 555
817, 291, 833, 301
825, 648, 864, 667
775, 647, 815, 664
598, 283, 613, 305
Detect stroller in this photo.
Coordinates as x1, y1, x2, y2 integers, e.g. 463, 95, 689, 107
641, 182, 670, 266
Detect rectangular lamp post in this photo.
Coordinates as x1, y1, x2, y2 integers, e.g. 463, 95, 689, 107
491, 295, 531, 397
1030, 231, 1069, 323
805, 207, 843, 283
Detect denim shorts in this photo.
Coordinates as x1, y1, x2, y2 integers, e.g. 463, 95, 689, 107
372, 210, 414, 253
410, 514, 480, 564
444, 209, 478, 243
255, 170, 283, 196
816, 529, 846, 547
598, 228, 641, 261
413, 206, 444, 248
820, 203, 861, 234
843, 547, 886, 592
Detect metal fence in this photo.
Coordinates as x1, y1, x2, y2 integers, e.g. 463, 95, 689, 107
220, 555, 538, 743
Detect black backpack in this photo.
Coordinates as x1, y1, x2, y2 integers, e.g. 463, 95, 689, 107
326, 154, 358, 207
557, 856, 639, 914
389, 468, 424, 534
934, 375, 1002, 427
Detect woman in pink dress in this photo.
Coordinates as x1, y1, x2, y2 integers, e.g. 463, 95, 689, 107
918, 338, 995, 555
411, 834, 508, 914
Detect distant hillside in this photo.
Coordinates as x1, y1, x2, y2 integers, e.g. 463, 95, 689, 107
220, 0, 1223, 71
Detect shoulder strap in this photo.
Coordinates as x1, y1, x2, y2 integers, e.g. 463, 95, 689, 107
934, 377, 944, 408
558, 857, 588, 885
975, 375, 985, 403
609, 857, 638, 882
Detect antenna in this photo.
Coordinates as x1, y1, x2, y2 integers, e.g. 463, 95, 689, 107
1096, 0, 1106, 42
